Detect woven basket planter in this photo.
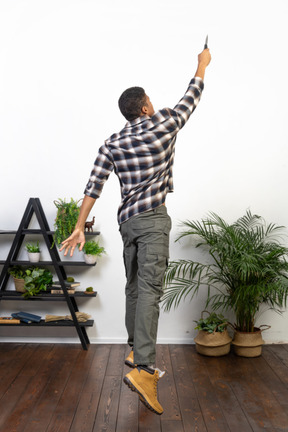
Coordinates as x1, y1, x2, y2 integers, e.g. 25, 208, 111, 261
232, 326, 270, 357
13, 277, 26, 293
194, 329, 232, 357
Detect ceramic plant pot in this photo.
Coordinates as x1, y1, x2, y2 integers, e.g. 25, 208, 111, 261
28, 252, 40, 263
83, 254, 97, 265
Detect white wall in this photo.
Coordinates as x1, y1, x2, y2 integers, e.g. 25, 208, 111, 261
0, 0, 288, 345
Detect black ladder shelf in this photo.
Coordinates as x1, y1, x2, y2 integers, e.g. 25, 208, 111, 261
0, 197, 99, 350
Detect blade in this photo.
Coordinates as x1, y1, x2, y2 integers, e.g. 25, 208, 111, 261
204, 35, 208, 49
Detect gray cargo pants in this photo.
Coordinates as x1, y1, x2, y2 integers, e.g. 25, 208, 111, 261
119, 205, 172, 366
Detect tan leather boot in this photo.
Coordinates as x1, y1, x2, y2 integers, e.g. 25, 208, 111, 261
125, 350, 136, 368
123, 367, 164, 415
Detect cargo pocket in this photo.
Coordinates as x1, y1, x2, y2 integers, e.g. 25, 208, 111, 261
142, 242, 169, 288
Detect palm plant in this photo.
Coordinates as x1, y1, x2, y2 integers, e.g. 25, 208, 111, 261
162, 210, 288, 332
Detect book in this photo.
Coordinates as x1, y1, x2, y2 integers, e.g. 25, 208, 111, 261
51, 281, 80, 288
50, 289, 75, 294
0, 317, 20, 324
12, 311, 42, 323
12, 313, 32, 323
18, 318, 32, 324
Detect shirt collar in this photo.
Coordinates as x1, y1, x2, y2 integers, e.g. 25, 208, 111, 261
125, 114, 150, 128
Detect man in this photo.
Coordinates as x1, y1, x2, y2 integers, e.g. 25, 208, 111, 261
60, 47, 211, 415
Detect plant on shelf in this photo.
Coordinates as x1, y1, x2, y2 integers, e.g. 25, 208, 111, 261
25, 241, 41, 263
85, 287, 94, 292
25, 242, 40, 253
85, 286, 95, 294
8, 265, 28, 293
8, 265, 26, 280
53, 198, 82, 248
82, 240, 106, 264
8, 265, 53, 298
162, 210, 288, 356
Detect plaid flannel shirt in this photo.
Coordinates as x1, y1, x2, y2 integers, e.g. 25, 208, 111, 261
84, 77, 204, 224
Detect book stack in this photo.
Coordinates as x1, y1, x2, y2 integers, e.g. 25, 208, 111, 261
49, 281, 80, 294
11, 311, 42, 323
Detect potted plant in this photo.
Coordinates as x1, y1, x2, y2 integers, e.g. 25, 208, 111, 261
85, 286, 95, 294
82, 240, 105, 264
23, 267, 53, 299
8, 265, 53, 298
8, 266, 27, 293
25, 241, 41, 262
194, 311, 232, 356
53, 198, 82, 248
162, 210, 288, 357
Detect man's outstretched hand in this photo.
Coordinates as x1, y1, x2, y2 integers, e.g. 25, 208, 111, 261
59, 195, 97, 257
198, 48, 211, 67
195, 48, 211, 80
59, 228, 86, 257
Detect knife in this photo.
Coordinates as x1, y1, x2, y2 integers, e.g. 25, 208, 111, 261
204, 35, 208, 49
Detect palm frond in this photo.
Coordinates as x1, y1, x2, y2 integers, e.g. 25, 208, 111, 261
162, 260, 211, 311
163, 210, 288, 331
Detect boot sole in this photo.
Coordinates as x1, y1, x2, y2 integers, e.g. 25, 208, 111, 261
123, 376, 163, 415
124, 360, 136, 368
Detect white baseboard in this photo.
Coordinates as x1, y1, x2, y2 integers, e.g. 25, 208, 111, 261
89, 337, 195, 344
1, 336, 287, 345
0, 336, 195, 345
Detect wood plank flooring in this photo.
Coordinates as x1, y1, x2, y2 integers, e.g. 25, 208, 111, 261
0, 343, 288, 431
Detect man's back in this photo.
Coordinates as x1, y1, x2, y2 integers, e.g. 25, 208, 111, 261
85, 77, 204, 223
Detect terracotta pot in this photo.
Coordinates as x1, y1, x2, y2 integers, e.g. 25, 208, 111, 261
232, 326, 270, 357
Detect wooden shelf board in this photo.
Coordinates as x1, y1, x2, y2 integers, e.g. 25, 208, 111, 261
0, 230, 100, 235
0, 260, 96, 267
0, 291, 97, 300
0, 319, 94, 327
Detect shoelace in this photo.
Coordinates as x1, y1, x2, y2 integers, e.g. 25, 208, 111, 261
153, 367, 165, 378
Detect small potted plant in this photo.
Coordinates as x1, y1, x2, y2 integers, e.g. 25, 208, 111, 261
22, 267, 53, 298
85, 286, 95, 295
8, 265, 53, 298
8, 266, 27, 293
194, 311, 232, 356
25, 241, 41, 263
82, 240, 105, 264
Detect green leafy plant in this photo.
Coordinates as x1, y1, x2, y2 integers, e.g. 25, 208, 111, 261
53, 198, 81, 247
9, 266, 53, 298
8, 266, 26, 280
82, 240, 105, 256
194, 312, 228, 333
162, 210, 288, 332
25, 241, 40, 253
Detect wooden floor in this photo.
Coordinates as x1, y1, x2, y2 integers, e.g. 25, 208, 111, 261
0, 344, 288, 432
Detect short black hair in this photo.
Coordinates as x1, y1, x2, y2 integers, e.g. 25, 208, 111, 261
118, 86, 146, 121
